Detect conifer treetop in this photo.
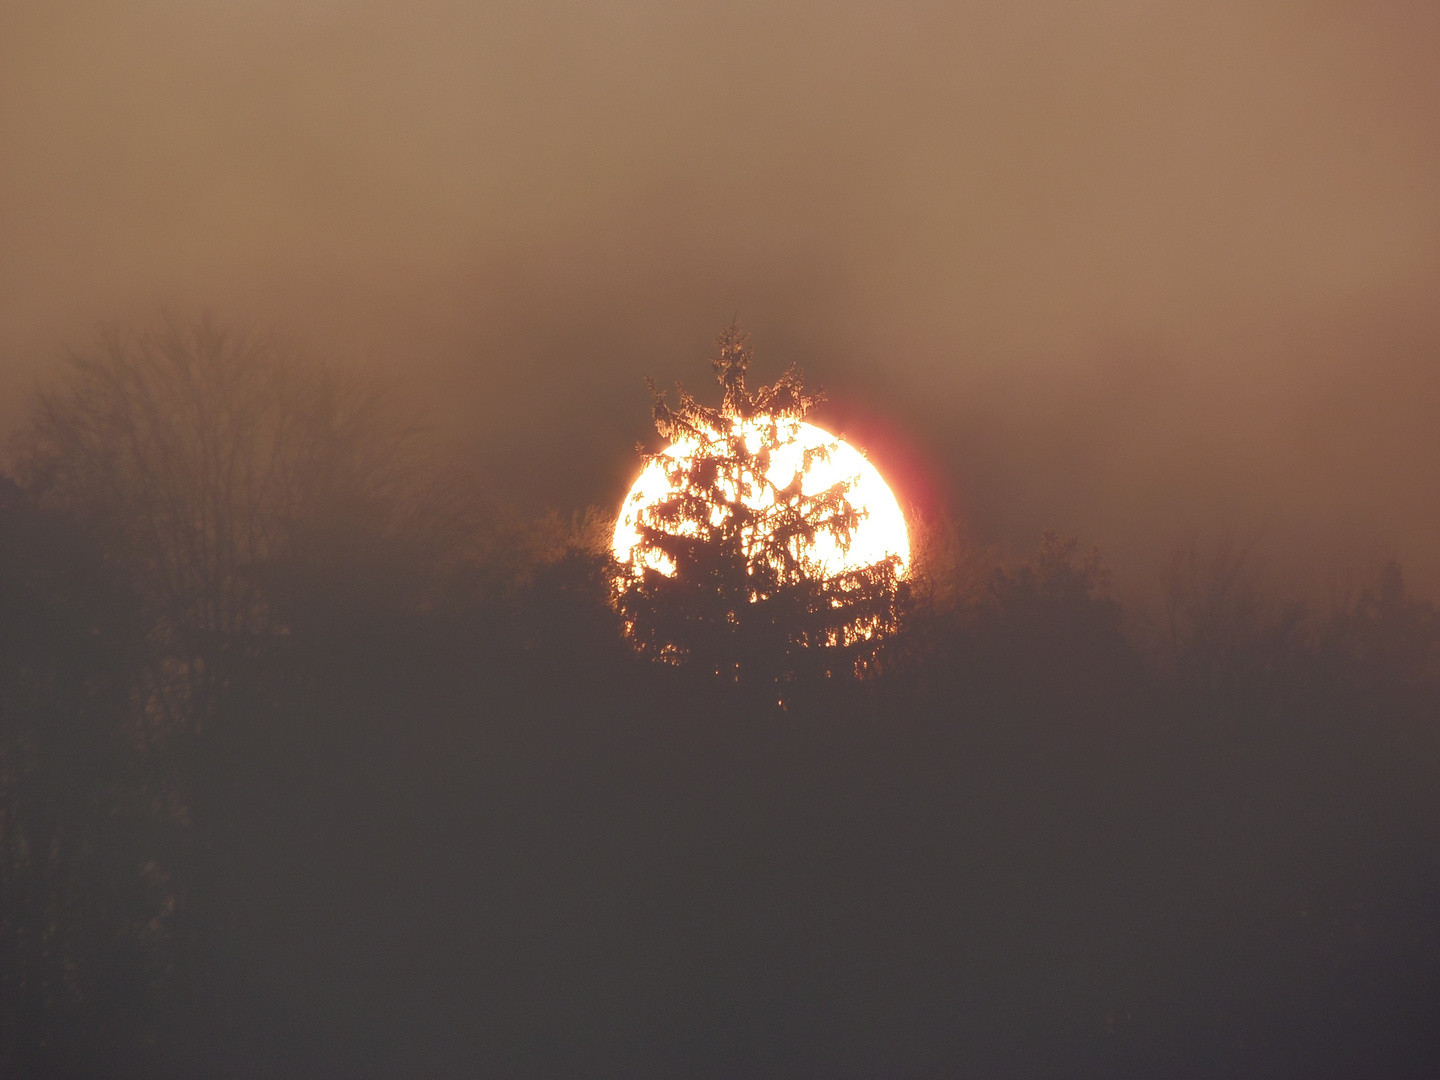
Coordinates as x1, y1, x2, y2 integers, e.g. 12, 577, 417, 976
617, 323, 904, 687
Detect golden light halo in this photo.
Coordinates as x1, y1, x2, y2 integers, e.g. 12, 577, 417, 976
612, 416, 910, 580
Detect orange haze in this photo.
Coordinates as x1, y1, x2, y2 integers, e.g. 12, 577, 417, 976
3, 1, 1439, 598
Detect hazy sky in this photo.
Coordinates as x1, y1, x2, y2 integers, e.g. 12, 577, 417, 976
4, 1, 1439, 596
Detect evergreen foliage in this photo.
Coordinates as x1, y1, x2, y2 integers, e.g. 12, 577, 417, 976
615, 325, 904, 687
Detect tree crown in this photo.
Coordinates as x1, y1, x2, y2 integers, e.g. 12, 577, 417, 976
616, 325, 904, 686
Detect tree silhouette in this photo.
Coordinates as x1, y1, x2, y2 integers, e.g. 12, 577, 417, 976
614, 325, 903, 689
12, 318, 443, 731
1337, 560, 1440, 708
8, 318, 467, 1064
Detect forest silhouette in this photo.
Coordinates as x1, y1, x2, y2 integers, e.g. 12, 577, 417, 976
2, 319, 1438, 1078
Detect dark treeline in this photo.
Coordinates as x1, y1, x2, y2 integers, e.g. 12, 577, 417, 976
2, 322, 1438, 1078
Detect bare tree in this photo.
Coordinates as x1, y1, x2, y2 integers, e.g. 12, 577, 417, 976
6, 318, 474, 1057
1155, 534, 1310, 708
12, 317, 432, 729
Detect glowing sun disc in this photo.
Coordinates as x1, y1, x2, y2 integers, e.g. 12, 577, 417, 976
612, 418, 910, 579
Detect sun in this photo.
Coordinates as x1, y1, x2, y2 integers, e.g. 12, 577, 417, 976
612, 415, 910, 580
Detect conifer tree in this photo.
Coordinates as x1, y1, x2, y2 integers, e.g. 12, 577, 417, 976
615, 325, 904, 688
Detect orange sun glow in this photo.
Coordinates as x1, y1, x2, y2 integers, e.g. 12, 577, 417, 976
612, 417, 910, 580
